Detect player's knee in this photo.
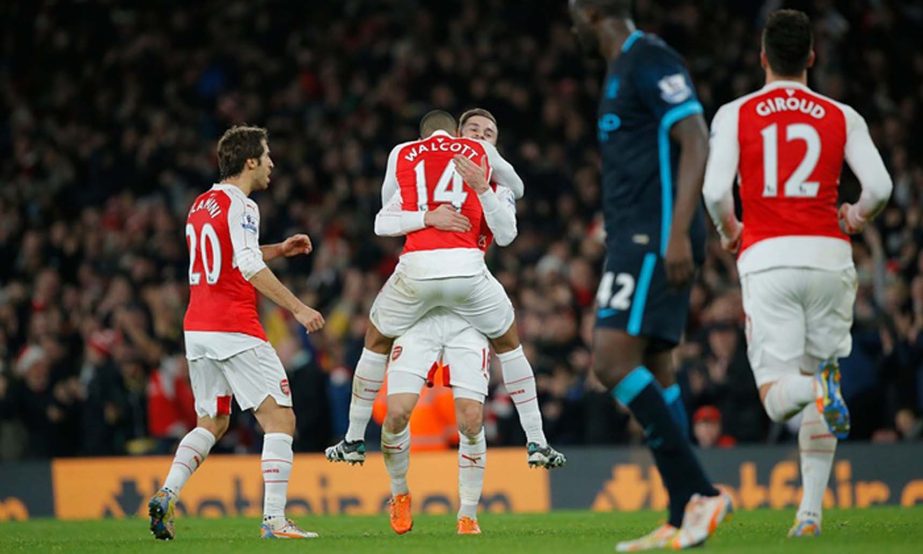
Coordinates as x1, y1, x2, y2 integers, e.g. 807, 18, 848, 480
364, 324, 393, 354
456, 403, 483, 437
198, 415, 230, 440
383, 411, 410, 434
489, 324, 519, 353
591, 357, 633, 390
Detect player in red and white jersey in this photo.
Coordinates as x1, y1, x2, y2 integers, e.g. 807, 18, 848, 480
148, 126, 325, 541
326, 110, 565, 478
702, 10, 892, 538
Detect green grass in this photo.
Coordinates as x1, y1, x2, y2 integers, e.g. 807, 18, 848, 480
1, 507, 920, 553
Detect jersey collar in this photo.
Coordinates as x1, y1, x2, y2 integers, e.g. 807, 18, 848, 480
428, 129, 453, 138
212, 183, 246, 198
621, 30, 644, 53
762, 80, 810, 92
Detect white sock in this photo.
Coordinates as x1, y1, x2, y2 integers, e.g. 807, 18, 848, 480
797, 404, 836, 524
345, 348, 388, 442
497, 346, 547, 446
261, 433, 294, 519
457, 428, 486, 520
763, 374, 815, 422
382, 426, 411, 496
164, 427, 216, 495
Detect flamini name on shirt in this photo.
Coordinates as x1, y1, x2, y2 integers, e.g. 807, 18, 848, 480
189, 195, 222, 218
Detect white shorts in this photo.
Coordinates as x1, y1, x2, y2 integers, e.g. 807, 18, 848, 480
387, 309, 490, 402
188, 342, 292, 417
741, 267, 857, 386
369, 269, 514, 340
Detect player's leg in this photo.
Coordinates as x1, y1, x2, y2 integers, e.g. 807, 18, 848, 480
382, 379, 423, 535
328, 273, 420, 461
595, 252, 729, 550
219, 344, 315, 539
789, 267, 857, 536
455, 395, 485, 535
149, 357, 230, 540
645, 348, 689, 439
443, 328, 489, 534
744, 270, 816, 422
454, 271, 564, 466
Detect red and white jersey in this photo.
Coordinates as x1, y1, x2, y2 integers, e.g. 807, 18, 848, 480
183, 184, 269, 360
703, 80, 891, 275
375, 182, 517, 254
378, 130, 523, 279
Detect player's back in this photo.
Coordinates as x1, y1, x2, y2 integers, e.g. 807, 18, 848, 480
183, 185, 266, 341
735, 82, 848, 254
388, 130, 496, 280
395, 131, 490, 252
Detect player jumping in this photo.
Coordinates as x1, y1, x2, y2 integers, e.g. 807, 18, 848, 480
326, 110, 565, 469
569, 0, 733, 549
702, 9, 892, 538
147, 126, 325, 540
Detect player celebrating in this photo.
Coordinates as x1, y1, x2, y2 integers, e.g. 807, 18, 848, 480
569, 0, 732, 550
147, 126, 325, 541
702, 10, 892, 537
371, 110, 522, 535
326, 110, 565, 469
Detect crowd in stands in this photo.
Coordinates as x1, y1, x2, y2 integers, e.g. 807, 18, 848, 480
2, 0, 921, 459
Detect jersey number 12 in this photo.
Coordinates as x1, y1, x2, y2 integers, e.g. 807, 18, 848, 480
761, 122, 820, 198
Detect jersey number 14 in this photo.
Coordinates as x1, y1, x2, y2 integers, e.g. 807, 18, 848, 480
413, 160, 468, 210
760, 122, 821, 198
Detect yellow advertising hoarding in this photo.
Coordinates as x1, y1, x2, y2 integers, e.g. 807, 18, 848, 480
51, 450, 549, 520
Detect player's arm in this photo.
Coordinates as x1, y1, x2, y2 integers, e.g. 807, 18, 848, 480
479, 141, 524, 199
702, 104, 743, 252
380, 145, 401, 206
838, 107, 893, 234
229, 201, 324, 332
454, 155, 518, 246
374, 191, 471, 236
665, 113, 709, 285
637, 48, 708, 286
261, 234, 313, 262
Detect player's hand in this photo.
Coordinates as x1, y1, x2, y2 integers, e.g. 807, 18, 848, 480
424, 204, 471, 232
720, 223, 743, 255
838, 203, 866, 235
665, 232, 695, 288
280, 234, 313, 257
453, 155, 490, 194
294, 305, 325, 333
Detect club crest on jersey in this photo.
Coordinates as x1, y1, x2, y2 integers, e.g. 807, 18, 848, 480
280, 378, 290, 396
658, 73, 692, 104
391, 345, 403, 361
241, 213, 258, 234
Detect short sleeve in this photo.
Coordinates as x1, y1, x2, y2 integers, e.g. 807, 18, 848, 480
634, 44, 703, 124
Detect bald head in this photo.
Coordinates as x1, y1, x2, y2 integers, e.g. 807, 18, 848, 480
570, 0, 631, 18
419, 110, 457, 138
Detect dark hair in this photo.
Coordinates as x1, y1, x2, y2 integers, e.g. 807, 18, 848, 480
459, 108, 498, 133
419, 110, 457, 138
763, 10, 813, 77
573, 0, 631, 18
217, 125, 268, 179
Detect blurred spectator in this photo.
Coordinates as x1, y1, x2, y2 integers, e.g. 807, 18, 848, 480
692, 406, 736, 449
0, 0, 921, 458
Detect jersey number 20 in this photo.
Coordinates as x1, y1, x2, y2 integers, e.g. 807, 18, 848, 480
761, 122, 820, 198
186, 223, 222, 285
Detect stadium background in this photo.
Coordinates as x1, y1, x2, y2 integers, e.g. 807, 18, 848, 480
0, 0, 921, 479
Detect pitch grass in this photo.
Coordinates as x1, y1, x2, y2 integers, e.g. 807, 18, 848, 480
1, 507, 920, 554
